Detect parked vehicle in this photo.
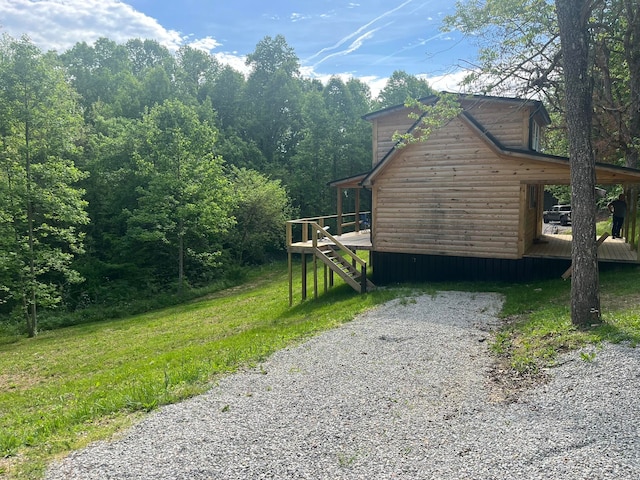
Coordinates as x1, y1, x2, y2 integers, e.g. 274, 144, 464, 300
543, 205, 571, 225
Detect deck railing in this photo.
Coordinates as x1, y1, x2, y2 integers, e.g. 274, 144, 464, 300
286, 212, 371, 305
286, 211, 370, 247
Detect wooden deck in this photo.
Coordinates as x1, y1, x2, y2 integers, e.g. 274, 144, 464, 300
290, 231, 638, 263
525, 234, 639, 263
288, 230, 373, 253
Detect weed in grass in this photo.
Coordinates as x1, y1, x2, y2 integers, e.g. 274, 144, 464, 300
399, 297, 417, 306
490, 331, 512, 356
511, 355, 539, 375
0, 432, 20, 458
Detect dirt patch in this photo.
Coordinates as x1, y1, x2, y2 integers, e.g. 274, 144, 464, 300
487, 358, 549, 403
0, 372, 42, 392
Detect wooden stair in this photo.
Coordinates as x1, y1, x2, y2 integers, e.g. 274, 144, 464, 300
315, 245, 375, 293
287, 219, 374, 304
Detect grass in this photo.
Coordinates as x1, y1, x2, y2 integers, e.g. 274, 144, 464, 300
2, 255, 640, 479
488, 266, 640, 376
0, 260, 402, 479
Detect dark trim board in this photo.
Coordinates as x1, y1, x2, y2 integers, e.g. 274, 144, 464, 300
372, 252, 637, 284
372, 252, 571, 283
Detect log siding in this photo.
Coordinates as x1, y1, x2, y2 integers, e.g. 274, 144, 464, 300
370, 117, 570, 259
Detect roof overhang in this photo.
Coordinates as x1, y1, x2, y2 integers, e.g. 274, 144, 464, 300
362, 92, 552, 126
356, 109, 640, 187
327, 173, 369, 189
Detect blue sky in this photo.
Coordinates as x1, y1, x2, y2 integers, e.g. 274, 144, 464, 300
0, 0, 476, 95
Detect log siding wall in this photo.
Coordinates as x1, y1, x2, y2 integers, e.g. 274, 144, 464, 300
464, 102, 532, 148
371, 117, 570, 259
373, 109, 423, 166
373, 100, 538, 168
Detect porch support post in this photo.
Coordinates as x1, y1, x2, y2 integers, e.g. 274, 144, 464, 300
624, 186, 630, 243
324, 264, 328, 293
313, 250, 318, 299
628, 187, 635, 249
337, 187, 343, 235
301, 253, 307, 301
288, 251, 293, 306
355, 188, 361, 232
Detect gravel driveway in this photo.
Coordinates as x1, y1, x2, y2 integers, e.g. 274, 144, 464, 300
46, 291, 640, 479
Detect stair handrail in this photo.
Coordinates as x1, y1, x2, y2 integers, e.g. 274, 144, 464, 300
309, 221, 366, 268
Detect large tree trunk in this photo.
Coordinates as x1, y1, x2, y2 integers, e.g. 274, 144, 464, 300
623, 0, 640, 168
556, 0, 601, 326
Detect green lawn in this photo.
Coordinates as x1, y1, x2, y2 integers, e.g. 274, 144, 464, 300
2, 258, 640, 479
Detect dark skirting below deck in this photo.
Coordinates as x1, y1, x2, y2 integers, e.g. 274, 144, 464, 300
371, 252, 635, 284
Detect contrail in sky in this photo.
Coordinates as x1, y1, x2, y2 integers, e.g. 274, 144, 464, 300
371, 31, 449, 65
312, 26, 385, 68
305, 0, 416, 65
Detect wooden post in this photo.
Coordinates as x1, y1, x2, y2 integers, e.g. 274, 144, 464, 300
623, 187, 630, 243
324, 264, 328, 293
288, 251, 293, 306
355, 188, 361, 232
562, 232, 609, 280
312, 233, 318, 299
313, 252, 318, 300
337, 187, 343, 235
628, 187, 637, 251
301, 253, 307, 300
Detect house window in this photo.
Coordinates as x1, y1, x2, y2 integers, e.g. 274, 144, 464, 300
530, 121, 541, 151
528, 185, 538, 209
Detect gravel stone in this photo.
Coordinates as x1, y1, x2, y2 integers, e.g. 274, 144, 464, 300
45, 291, 640, 479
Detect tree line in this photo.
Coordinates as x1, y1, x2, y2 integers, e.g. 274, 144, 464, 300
0, 33, 435, 335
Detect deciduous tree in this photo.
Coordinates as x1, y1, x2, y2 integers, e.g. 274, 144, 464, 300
376, 70, 436, 108
225, 166, 294, 265
127, 100, 234, 293
556, 0, 601, 325
0, 36, 89, 336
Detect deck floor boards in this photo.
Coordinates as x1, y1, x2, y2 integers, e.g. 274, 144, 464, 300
289, 230, 373, 253
526, 234, 638, 263
289, 231, 638, 264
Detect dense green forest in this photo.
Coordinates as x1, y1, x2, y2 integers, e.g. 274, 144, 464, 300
0, 33, 435, 335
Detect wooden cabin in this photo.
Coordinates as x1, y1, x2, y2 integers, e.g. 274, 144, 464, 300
287, 94, 640, 300
361, 93, 640, 282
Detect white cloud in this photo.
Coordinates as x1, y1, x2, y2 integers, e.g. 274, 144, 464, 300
419, 70, 470, 93
359, 76, 388, 98
189, 36, 221, 53
213, 52, 251, 76
290, 12, 311, 22
0, 0, 183, 52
